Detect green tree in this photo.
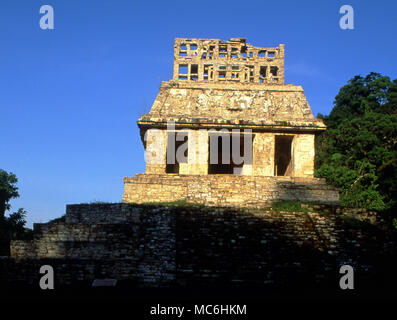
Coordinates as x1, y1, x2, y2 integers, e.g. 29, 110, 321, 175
315, 73, 397, 212
0, 169, 19, 218
0, 170, 30, 242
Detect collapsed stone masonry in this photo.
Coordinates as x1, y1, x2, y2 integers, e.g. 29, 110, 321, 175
123, 37, 339, 206
7, 203, 388, 287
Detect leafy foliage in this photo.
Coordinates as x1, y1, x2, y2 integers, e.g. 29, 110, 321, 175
315, 73, 397, 212
0, 208, 32, 240
0, 169, 19, 217
392, 218, 397, 230
0, 170, 31, 241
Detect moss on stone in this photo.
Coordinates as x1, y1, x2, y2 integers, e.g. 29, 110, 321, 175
140, 199, 205, 208
271, 201, 309, 212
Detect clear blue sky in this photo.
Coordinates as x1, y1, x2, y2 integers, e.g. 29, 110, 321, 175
1, 0, 396, 227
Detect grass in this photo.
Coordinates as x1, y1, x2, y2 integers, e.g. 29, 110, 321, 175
140, 199, 205, 208
271, 201, 309, 213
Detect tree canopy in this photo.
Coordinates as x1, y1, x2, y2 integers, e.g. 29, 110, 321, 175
315, 72, 397, 212
0, 169, 30, 242
0, 169, 19, 217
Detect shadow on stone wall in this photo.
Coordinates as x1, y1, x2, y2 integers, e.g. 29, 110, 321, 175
1, 203, 396, 299
275, 178, 340, 205
175, 207, 336, 290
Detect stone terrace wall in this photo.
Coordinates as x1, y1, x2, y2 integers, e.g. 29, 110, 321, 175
10, 204, 176, 286
3, 203, 395, 289
123, 174, 340, 206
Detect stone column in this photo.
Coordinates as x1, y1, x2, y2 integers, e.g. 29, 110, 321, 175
293, 134, 315, 177
183, 130, 208, 175
253, 132, 274, 176
278, 44, 285, 84
145, 129, 167, 174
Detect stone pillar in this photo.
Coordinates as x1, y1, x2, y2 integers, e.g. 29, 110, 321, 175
198, 64, 204, 82
293, 134, 315, 177
236, 132, 254, 176
183, 130, 208, 175
253, 132, 274, 176
278, 44, 285, 84
196, 130, 209, 174
145, 129, 167, 174
173, 62, 179, 81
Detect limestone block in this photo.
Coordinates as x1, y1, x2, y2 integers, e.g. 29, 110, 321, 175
293, 134, 315, 177
253, 133, 274, 176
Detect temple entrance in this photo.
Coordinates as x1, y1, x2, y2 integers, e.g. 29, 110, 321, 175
166, 132, 188, 174
274, 135, 293, 176
208, 134, 234, 174
208, 133, 253, 174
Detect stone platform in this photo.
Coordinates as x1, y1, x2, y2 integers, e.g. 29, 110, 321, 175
123, 174, 340, 206
4, 203, 392, 289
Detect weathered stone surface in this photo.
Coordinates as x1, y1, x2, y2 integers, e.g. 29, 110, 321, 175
140, 82, 324, 127
124, 37, 336, 205
173, 38, 285, 84
4, 203, 394, 288
123, 174, 339, 206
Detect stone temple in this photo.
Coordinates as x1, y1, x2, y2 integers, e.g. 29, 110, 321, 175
11, 38, 385, 291
123, 38, 339, 206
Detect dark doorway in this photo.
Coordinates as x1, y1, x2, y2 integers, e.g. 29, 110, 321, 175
208, 134, 233, 174
274, 135, 293, 176
166, 132, 188, 174
208, 133, 252, 174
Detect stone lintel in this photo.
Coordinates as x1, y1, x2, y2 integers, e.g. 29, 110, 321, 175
160, 80, 303, 92
137, 118, 326, 133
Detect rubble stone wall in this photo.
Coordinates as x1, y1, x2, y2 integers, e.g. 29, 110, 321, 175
3, 203, 393, 288
122, 174, 340, 206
